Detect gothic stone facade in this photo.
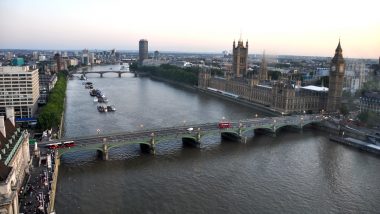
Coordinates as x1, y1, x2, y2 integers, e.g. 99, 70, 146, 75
232, 40, 248, 77
199, 72, 328, 114
199, 41, 345, 114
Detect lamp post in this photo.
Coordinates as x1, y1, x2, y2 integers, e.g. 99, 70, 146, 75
255, 114, 258, 118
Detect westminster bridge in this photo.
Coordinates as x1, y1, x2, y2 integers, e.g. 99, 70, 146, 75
38, 114, 325, 160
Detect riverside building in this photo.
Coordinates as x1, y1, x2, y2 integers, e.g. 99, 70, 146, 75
0, 112, 31, 214
199, 41, 345, 114
0, 66, 40, 119
139, 39, 149, 66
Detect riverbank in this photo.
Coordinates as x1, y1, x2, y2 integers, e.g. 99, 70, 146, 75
330, 135, 380, 155
197, 88, 279, 117
149, 76, 279, 117
18, 149, 56, 214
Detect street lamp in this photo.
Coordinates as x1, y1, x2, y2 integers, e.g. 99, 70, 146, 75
282, 112, 284, 117
255, 114, 258, 118
183, 120, 186, 126
97, 128, 100, 136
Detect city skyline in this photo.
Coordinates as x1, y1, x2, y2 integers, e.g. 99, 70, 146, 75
0, 0, 379, 58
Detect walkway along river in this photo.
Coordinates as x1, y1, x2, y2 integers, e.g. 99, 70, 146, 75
55, 65, 380, 213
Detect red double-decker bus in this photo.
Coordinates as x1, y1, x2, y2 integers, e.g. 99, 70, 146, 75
45, 141, 75, 149
218, 122, 232, 129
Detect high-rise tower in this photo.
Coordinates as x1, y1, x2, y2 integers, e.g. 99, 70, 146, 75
139, 39, 148, 65
327, 40, 345, 112
232, 39, 248, 77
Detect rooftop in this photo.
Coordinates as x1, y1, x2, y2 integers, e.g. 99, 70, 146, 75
301, 85, 329, 92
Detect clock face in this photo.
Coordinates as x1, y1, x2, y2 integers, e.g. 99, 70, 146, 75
331, 65, 336, 72
339, 65, 344, 73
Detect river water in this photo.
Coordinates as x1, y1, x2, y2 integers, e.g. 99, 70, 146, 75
55, 65, 380, 213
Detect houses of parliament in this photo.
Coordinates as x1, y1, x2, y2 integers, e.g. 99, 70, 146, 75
198, 39, 346, 114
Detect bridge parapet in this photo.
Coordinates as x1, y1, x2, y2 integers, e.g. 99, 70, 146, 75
50, 115, 324, 159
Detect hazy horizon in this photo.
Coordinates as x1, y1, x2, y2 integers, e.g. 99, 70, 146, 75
1, 0, 379, 58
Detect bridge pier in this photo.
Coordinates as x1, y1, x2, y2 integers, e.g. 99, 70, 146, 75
102, 144, 109, 160
100, 73, 103, 78
118, 72, 121, 78
196, 128, 201, 142
150, 133, 156, 155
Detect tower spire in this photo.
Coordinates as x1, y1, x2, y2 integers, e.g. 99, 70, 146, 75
332, 39, 344, 63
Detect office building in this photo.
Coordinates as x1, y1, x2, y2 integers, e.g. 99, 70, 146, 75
0, 66, 40, 119
139, 39, 148, 65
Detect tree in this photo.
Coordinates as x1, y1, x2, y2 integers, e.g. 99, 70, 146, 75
130, 62, 138, 71
357, 111, 380, 128
37, 73, 67, 130
268, 70, 281, 80
339, 104, 349, 117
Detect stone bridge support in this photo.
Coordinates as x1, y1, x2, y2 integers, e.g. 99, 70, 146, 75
150, 133, 156, 155
272, 125, 277, 137
118, 72, 122, 78
100, 73, 103, 78
196, 128, 201, 142
102, 138, 109, 160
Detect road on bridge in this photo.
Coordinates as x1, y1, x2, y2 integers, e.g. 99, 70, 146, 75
38, 114, 323, 148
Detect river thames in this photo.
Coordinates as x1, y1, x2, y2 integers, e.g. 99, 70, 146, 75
55, 65, 380, 213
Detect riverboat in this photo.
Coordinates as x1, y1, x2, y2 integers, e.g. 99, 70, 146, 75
107, 105, 116, 112
97, 105, 108, 112
98, 96, 108, 103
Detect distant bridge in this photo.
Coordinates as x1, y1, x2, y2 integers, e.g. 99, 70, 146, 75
81, 70, 132, 77
39, 115, 325, 160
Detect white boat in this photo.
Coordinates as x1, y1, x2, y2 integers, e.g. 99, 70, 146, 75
93, 97, 98, 102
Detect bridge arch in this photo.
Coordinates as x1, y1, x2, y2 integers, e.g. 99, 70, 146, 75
58, 147, 103, 158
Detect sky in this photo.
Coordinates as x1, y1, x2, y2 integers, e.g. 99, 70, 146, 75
0, 0, 379, 58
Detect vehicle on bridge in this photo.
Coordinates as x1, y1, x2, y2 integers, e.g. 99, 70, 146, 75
45, 141, 75, 149
218, 122, 232, 129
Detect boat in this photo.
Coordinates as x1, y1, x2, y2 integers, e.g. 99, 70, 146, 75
89, 89, 97, 96
93, 97, 98, 102
80, 75, 87, 80
97, 105, 108, 112
97, 96, 108, 103
84, 82, 93, 89
107, 105, 116, 112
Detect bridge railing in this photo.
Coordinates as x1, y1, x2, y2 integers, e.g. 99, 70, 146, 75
56, 115, 323, 143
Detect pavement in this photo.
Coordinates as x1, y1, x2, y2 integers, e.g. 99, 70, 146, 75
19, 141, 56, 214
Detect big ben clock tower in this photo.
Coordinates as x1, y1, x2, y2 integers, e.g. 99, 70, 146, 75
327, 40, 345, 112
